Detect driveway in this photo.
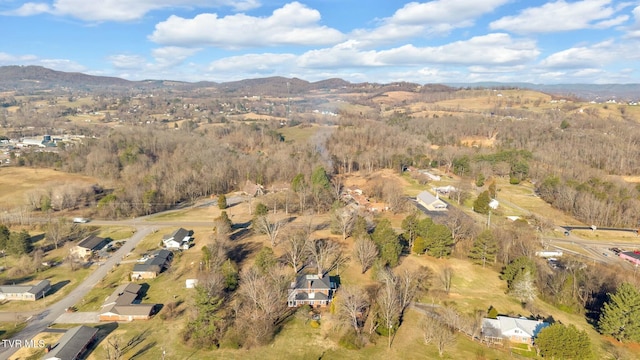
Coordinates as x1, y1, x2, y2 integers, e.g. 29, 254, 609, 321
54, 311, 99, 324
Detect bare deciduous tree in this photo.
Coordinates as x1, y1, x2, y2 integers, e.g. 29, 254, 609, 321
254, 215, 285, 247
353, 237, 378, 274
397, 268, 431, 312
422, 317, 456, 357
336, 285, 369, 334
307, 238, 343, 276
376, 272, 401, 348
45, 216, 73, 249
282, 227, 311, 272
439, 266, 453, 295
332, 207, 356, 240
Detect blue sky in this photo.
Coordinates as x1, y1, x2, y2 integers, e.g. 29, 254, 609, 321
1, 0, 640, 84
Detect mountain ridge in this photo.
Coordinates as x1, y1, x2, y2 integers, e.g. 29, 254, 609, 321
1, 65, 639, 100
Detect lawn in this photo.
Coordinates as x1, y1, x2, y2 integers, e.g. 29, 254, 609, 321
0, 264, 92, 312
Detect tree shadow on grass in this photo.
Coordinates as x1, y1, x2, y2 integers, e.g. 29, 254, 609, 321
228, 241, 261, 266
229, 227, 251, 241
129, 340, 157, 359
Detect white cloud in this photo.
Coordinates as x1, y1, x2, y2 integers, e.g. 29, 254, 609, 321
108, 54, 147, 70
391, 0, 509, 26
351, 0, 509, 45
2, 0, 260, 22
0, 52, 86, 72
298, 33, 539, 69
150, 2, 344, 48
490, 0, 623, 33
0, 52, 38, 64
38, 58, 87, 72
152, 47, 201, 68
208, 53, 296, 72
539, 40, 620, 68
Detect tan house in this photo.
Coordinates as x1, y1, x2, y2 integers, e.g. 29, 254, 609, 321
99, 283, 156, 322
287, 274, 337, 308
0, 280, 50, 301
71, 235, 108, 259
131, 249, 173, 280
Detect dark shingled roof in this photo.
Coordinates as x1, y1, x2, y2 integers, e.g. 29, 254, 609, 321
132, 249, 172, 273
44, 325, 97, 360
77, 235, 108, 251
292, 274, 333, 291
163, 228, 189, 242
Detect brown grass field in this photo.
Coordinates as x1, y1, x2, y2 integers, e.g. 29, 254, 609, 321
0, 167, 100, 208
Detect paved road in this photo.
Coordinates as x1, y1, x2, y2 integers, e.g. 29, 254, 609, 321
0, 226, 154, 360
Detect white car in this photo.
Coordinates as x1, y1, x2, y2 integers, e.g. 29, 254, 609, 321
73, 217, 90, 223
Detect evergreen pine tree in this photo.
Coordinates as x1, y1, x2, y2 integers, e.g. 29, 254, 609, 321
473, 190, 491, 214
469, 230, 498, 267
371, 219, 401, 267
217, 194, 227, 209
536, 324, 592, 359
599, 282, 640, 342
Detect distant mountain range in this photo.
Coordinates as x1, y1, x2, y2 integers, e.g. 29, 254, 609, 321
0, 65, 638, 101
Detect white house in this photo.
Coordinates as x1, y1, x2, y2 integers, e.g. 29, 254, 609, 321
416, 191, 448, 211
481, 316, 549, 344
0, 280, 51, 301
162, 228, 191, 250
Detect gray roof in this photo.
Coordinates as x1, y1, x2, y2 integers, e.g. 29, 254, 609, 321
163, 228, 189, 242
0, 280, 50, 296
132, 249, 172, 273
292, 291, 329, 302
100, 282, 154, 317
482, 316, 549, 338
292, 274, 333, 290
44, 325, 98, 360
77, 235, 108, 251
103, 283, 142, 306
28, 280, 51, 296
102, 304, 154, 316
417, 191, 444, 205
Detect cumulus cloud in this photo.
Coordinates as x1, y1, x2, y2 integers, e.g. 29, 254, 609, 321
149, 2, 344, 48
107, 55, 146, 70
391, 0, 509, 26
208, 53, 296, 72
0, 52, 38, 64
539, 40, 620, 68
152, 47, 201, 68
0, 52, 86, 72
490, 0, 626, 33
352, 0, 510, 44
2, 0, 260, 22
298, 33, 539, 69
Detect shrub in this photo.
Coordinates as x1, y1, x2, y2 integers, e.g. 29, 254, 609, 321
338, 330, 364, 350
